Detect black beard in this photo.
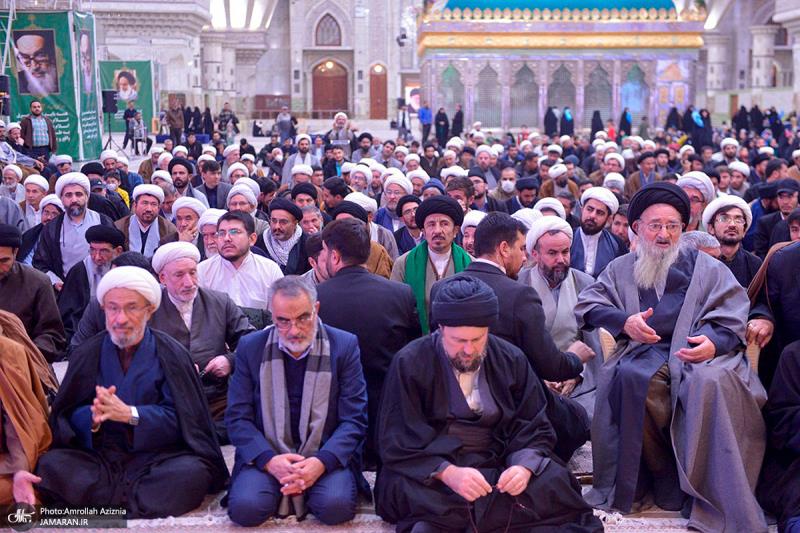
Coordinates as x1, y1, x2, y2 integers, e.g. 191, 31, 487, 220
68, 205, 86, 218
718, 235, 742, 246
539, 264, 568, 287
581, 220, 603, 236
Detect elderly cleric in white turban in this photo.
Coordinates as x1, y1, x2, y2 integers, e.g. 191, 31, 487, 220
96, 265, 162, 308
526, 216, 574, 255
172, 196, 207, 218
151, 241, 201, 275
581, 186, 619, 216
511, 208, 543, 231
534, 198, 566, 219
344, 191, 378, 214
677, 171, 716, 204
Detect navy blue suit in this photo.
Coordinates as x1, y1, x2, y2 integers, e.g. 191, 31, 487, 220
225, 324, 368, 526
570, 229, 627, 278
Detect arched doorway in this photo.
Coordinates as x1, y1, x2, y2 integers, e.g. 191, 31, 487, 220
370, 64, 387, 119
313, 60, 348, 115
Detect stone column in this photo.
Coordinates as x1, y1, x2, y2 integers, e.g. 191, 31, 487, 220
500, 64, 511, 130
612, 60, 622, 125
539, 60, 548, 131
704, 32, 730, 91
575, 60, 585, 130
201, 34, 224, 94
750, 25, 779, 88
793, 41, 800, 113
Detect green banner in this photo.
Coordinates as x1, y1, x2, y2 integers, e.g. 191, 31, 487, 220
99, 60, 154, 134
73, 12, 101, 160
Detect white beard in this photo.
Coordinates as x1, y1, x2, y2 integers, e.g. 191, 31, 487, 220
109, 323, 147, 349
633, 238, 680, 290
24, 68, 58, 94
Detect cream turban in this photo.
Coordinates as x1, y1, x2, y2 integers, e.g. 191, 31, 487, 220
407, 169, 430, 184
511, 208, 542, 230
296, 133, 311, 144
100, 149, 118, 162
173, 196, 207, 217
547, 144, 563, 155
581, 186, 619, 216
559, 135, 571, 144
157, 152, 173, 166
23, 174, 48, 191
519, 140, 532, 151
679, 145, 695, 156
549, 164, 567, 179
344, 191, 378, 214
602, 172, 626, 191
222, 144, 239, 157
117, 155, 129, 167
201, 145, 215, 155
677, 171, 715, 203
53, 154, 73, 165
151, 170, 173, 185
132, 184, 165, 203
728, 161, 750, 177
96, 266, 161, 307
720, 138, 739, 149
241, 154, 255, 163
149, 146, 164, 155
198, 208, 227, 229
792, 149, 800, 160
3, 164, 22, 180
55, 172, 91, 197
440, 166, 468, 180
526, 216, 574, 254
534, 198, 566, 219
172, 145, 189, 156
603, 141, 619, 152
151, 241, 201, 274
383, 175, 413, 195
604, 153, 625, 167
702, 194, 753, 229
291, 164, 313, 177
341, 162, 356, 174
758, 146, 774, 156
405, 153, 421, 165
227, 162, 248, 179
461, 209, 487, 235
197, 154, 216, 165
227, 185, 257, 207
592, 139, 605, 149
446, 137, 464, 150
6, 122, 20, 131
359, 158, 377, 167
443, 149, 457, 159
475, 145, 493, 157
234, 176, 260, 199
40, 194, 64, 212
394, 146, 409, 156
351, 164, 371, 179
594, 131, 608, 140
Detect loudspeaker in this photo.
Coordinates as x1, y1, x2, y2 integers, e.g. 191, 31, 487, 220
102, 90, 117, 114
0, 75, 8, 94
0, 97, 8, 116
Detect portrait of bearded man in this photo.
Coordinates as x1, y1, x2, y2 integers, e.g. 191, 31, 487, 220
13, 31, 60, 96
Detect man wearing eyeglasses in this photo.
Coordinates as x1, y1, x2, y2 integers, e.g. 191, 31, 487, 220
576, 182, 768, 533
226, 275, 368, 526
676, 171, 716, 232
15, 34, 59, 96
198, 210, 283, 329
702, 195, 761, 287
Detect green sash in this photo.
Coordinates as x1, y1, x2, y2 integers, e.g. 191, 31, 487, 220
405, 243, 471, 334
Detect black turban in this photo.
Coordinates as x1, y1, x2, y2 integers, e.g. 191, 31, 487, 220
331, 201, 368, 224
357, 132, 373, 142
415, 195, 464, 228
432, 276, 498, 328
515, 177, 540, 192
291, 182, 318, 200
168, 157, 193, 175
468, 167, 487, 182
628, 182, 690, 231
268, 197, 303, 222
80, 162, 104, 177
0, 224, 21, 248
395, 194, 421, 218
756, 182, 778, 200
85, 225, 126, 249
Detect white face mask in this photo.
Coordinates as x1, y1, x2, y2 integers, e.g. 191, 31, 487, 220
501, 180, 515, 193
107, 183, 118, 191
274, 154, 284, 162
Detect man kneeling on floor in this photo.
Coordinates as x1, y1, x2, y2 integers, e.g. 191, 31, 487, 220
225, 275, 368, 526
35, 266, 229, 518
375, 276, 602, 532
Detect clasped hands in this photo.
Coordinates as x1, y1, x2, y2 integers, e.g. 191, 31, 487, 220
624, 307, 715, 363
436, 464, 531, 502
266, 453, 325, 496
90, 385, 132, 431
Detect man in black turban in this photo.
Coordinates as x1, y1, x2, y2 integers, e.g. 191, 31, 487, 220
575, 179, 768, 531
376, 275, 602, 533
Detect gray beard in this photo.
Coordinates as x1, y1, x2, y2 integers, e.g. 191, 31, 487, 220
538, 264, 568, 288
109, 323, 146, 349
633, 238, 680, 290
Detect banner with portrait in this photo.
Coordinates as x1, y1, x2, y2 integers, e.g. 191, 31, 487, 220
99, 60, 155, 134
73, 12, 102, 160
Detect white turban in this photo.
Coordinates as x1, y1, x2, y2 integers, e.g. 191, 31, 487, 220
100, 149, 118, 162
359, 158, 376, 167
443, 149, 457, 159
53, 154, 72, 165
622, 149, 635, 160
341, 162, 356, 174
334, 112, 348, 121
151, 241, 201, 274
151, 170, 173, 185
594, 131, 608, 140
227, 185, 257, 207
291, 164, 313, 177
720, 138, 739, 149
475, 145, 493, 157
643, 140, 656, 151
534, 198, 566, 219
198, 208, 227, 229
702, 194, 753, 230
157, 152, 173, 166
629, 136, 644, 147
172, 145, 188, 156
511, 208, 542, 230
234, 177, 260, 199
197, 154, 216, 165
296, 133, 311, 144
227, 162, 248, 179
559, 135, 571, 144
55, 172, 91, 197
344, 191, 378, 214
222, 144, 239, 157
446, 137, 464, 150
491, 144, 504, 156
173, 196, 207, 217
23, 174, 48, 191
547, 144, 563, 155
351, 164, 371, 179
581, 186, 619, 216
677, 171, 715, 203
440, 166, 468, 180
405, 153, 421, 165
519, 141, 532, 151
40, 194, 64, 212
592, 139, 605, 149
117, 155, 129, 167
758, 146, 774, 156
528, 132, 541, 140
603, 141, 619, 152
149, 146, 164, 155
6, 122, 20, 131
407, 169, 430, 184
526, 216, 574, 254
602, 172, 626, 190
394, 146, 409, 156
3, 164, 22, 180
383, 175, 413, 195
132, 184, 165, 203
604, 153, 625, 167
461, 209, 487, 234
370, 162, 387, 176
792, 149, 800, 160
201, 145, 215, 155
96, 266, 161, 307
549, 164, 567, 179
727, 161, 750, 177
241, 154, 255, 163
679, 145, 695, 156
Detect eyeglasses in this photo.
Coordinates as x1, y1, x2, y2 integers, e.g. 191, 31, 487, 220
18, 52, 51, 68
274, 312, 315, 330
215, 228, 245, 238
384, 190, 403, 198
642, 222, 683, 234
104, 303, 149, 317
716, 214, 746, 226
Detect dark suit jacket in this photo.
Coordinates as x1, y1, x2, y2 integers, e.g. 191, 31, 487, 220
430, 261, 583, 382
33, 212, 115, 280
754, 211, 787, 259
570, 229, 627, 278
114, 215, 177, 253
196, 182, 233, 210
225, 324, 368, 479
255, 230, 310, 275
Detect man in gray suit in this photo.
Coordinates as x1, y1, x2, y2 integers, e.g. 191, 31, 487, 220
196, 160, 232, 210
281, 134, 320, 187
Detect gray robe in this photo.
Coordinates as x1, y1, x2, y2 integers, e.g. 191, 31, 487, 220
575, 251, 768, 533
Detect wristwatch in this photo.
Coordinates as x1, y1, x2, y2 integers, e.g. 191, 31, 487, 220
128, 406, 140, 426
